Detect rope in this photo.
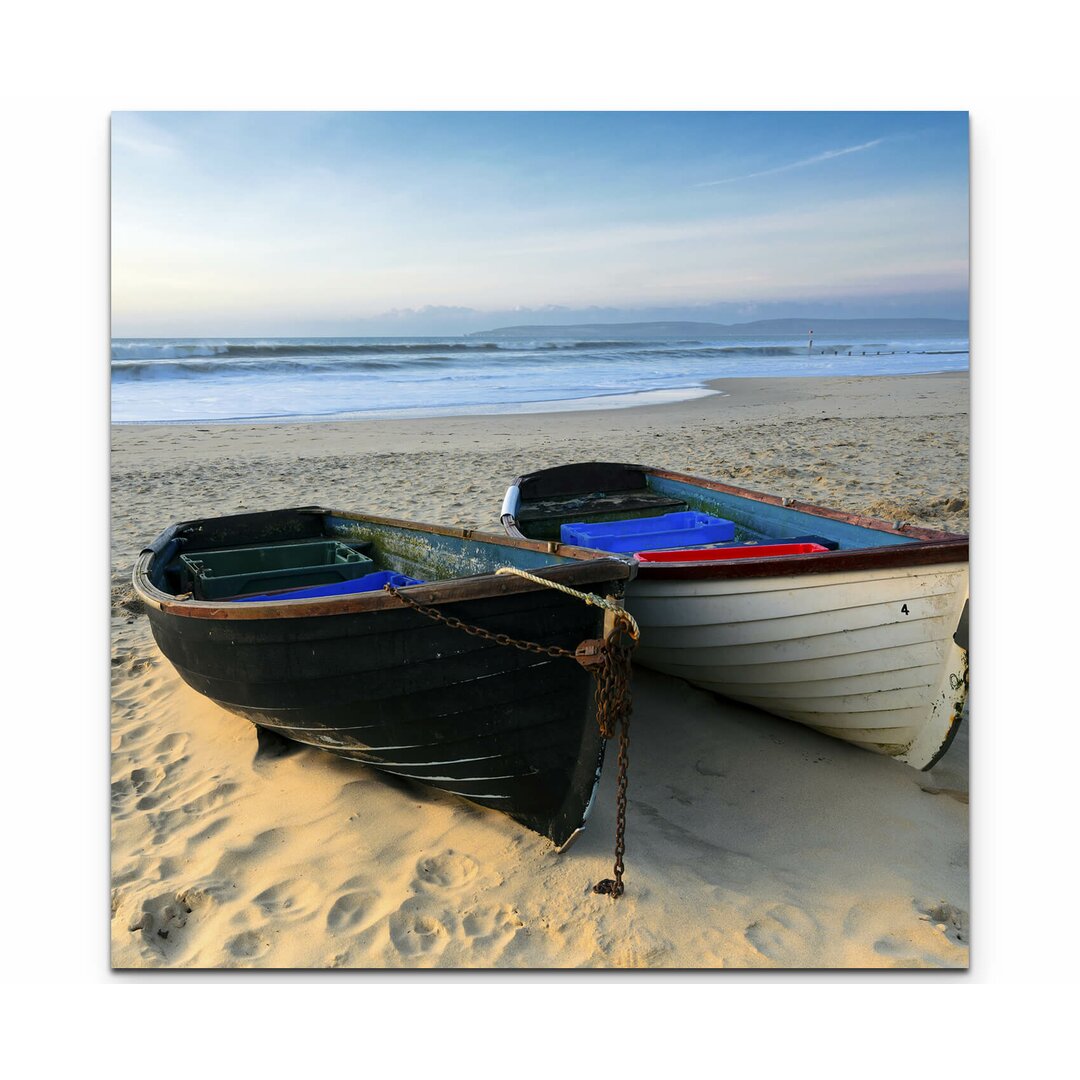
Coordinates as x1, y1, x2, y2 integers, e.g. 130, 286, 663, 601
494, 566, 640, 640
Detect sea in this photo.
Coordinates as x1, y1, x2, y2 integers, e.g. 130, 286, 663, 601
110, 327, 970, 424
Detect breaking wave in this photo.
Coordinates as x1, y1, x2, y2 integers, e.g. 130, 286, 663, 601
111, 339, 504, 361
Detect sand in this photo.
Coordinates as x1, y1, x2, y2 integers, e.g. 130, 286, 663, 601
110, 371, 969, 968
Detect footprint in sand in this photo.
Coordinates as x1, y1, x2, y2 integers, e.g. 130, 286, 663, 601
125, 763, 171, 811
131, 765, 166, 794
917, 898, 969, 946
130, 890, 196, 959
140, 770, 238, 849
461, 904, 523, 946
177, 881, 232, 908
326, 890, 380, 933
388, 905, 453, 958
609, 928, 675, 968
226, 930, 272, 960
253, 878, 322, 923
871, 935, 936, 965
414, 850, 478, 889
127, 655, 156, 676
111, 584, 145, 616
744, 903, 823, 963
153, 732, 189, 759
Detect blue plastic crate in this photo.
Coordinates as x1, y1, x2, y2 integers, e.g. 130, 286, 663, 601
560, 511, 735, 553
231, 570, 425, 602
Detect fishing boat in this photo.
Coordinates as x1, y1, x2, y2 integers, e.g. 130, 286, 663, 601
501, 462, 969, 770
132, 506, 636, 848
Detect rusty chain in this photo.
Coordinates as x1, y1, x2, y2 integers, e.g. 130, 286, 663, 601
384, 581, 636, 898
589, 618, 635, 898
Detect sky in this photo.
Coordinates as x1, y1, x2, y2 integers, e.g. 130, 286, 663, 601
111, 112, 969, 336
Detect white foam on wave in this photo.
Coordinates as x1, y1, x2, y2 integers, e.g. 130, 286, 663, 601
110, 333, 968, 424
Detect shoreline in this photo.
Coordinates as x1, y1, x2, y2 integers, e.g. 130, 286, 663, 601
111, 369, 964, 429
111, 386, 725, 426
111, 370, 967, 458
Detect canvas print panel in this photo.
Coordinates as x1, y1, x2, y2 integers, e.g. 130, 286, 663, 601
111, 111, 969, 968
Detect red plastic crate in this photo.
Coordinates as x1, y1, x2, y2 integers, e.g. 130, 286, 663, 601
634, 542, 829, 563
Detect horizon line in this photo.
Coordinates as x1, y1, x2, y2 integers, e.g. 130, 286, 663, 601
111, 314, 970, 340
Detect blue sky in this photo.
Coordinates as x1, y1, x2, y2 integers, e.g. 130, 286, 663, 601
111, 112, 968, 335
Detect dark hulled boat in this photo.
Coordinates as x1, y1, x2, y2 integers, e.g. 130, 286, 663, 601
132, 506, 636, 848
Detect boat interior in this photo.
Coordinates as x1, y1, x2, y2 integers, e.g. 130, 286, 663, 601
511, 462, 921, 553
147, 507, 616, 603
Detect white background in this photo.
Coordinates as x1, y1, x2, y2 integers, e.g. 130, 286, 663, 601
0, 0, 1075, 1069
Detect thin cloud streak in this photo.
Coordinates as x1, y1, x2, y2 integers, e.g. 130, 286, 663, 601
697, 138, 887, 186
112, 114, 182, 158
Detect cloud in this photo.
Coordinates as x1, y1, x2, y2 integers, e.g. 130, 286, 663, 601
696, 138, 887, 187
111, 115, 181, 158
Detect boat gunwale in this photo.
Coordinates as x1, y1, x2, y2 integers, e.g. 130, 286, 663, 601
502, 463, 968, 581
644, 466, 966, 543
133, 505, 636, 621
626, 539, 968, 580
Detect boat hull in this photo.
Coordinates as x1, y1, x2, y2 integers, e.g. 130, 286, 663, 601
626, 561, 968, 768
147, 586, 612, 847
501, 463, 969, 769
135, 508, 635, 848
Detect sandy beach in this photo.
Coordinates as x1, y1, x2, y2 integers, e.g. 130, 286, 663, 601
110, 371, 969, 968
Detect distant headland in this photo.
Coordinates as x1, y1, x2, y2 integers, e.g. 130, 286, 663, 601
468, 317, 968, 339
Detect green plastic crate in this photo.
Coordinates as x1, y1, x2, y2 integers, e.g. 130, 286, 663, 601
180, 540, 375, 600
